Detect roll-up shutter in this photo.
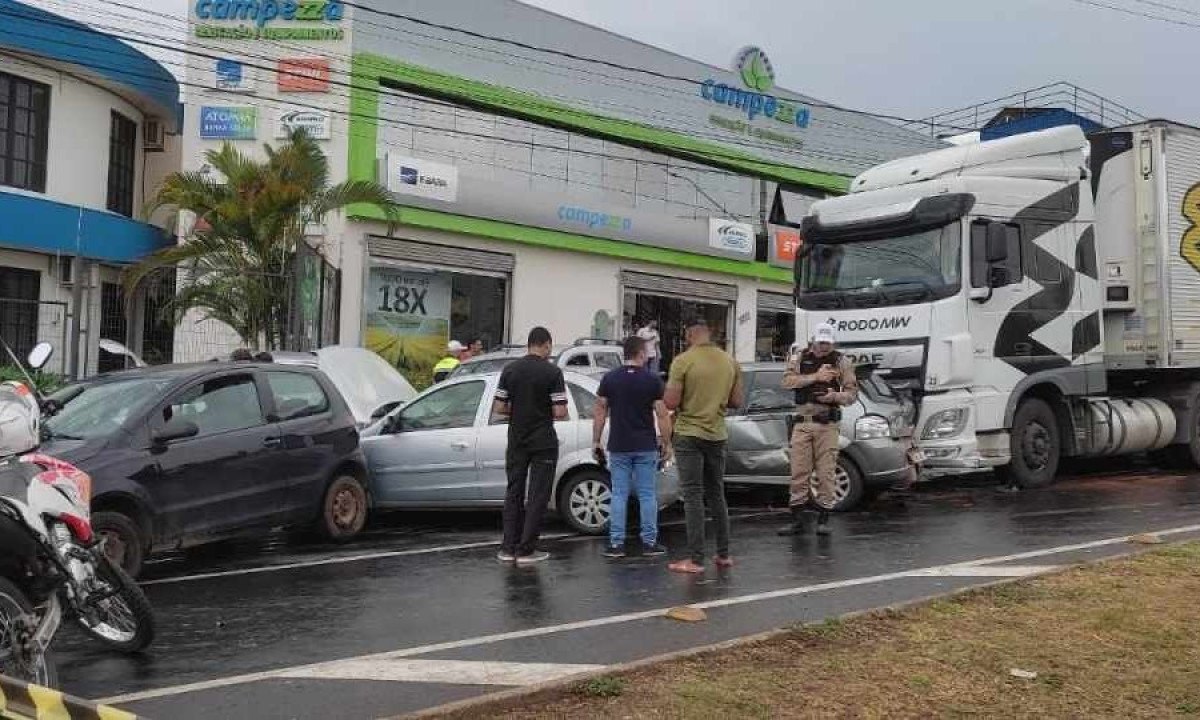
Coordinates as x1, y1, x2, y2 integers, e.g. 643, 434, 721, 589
757, 291, 794, 314
367, 236, 515, 274
620, 271, 738, 302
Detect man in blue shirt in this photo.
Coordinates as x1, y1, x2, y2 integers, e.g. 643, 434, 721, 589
592, 336, 673, 558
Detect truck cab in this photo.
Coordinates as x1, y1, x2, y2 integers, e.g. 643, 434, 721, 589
797, 127, 1113, 485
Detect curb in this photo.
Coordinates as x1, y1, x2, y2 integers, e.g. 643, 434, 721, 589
0, 674, 142, 720
396, 540, 1167, 719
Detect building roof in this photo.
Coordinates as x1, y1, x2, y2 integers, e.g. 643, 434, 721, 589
0, 0, 181, 131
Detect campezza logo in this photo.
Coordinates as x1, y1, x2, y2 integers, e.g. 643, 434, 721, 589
700, 45, 810, 128
736, 46, 774, 93
826, 316, 913, 332
194, 0, 345, 39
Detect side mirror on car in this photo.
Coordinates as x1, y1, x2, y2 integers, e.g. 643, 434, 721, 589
383, 414, 403, 434
26, 342, 53, 371
152, 418, 199, 445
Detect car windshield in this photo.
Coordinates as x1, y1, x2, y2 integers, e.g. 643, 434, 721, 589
797, 223, 961, 310
44, 377, 176, 440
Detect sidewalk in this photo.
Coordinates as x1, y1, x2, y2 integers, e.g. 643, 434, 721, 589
437, 542, 1200, 719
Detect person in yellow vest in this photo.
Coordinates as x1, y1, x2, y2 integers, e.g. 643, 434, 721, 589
433, 341, 467, 383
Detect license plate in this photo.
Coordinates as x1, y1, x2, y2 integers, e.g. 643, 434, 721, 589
908, 449, 926, 465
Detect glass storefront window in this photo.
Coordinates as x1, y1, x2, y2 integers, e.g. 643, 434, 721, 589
364, 262, 507, 388
756, 312, 794, 362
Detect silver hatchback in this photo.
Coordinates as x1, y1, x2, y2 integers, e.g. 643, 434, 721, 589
360, 371, 681, 534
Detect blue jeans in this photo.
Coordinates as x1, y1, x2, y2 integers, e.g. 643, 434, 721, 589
608, 451, 659, 547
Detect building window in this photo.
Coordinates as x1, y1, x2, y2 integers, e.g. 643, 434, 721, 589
107, 111, 137, 217
0, 71, 51, 193
0, 266, 42, 363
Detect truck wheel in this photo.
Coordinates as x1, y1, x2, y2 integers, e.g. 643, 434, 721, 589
999, 398, 1060, 488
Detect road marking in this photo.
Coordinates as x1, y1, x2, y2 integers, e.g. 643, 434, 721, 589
278, 659, 604, 686
103, 522, 1200, 705
141, 535, 573, 586
142, 511, 782, 584
907, 565, 1059, 577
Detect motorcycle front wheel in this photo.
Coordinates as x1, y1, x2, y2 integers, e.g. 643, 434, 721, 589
0, 576, 57, 687
74, 556, 155, 653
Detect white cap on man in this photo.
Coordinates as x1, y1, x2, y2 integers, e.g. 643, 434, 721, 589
812, 323, 837, 345
447, 340, 466, 353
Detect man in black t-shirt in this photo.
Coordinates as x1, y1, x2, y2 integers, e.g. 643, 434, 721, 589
493, 327, 568, 565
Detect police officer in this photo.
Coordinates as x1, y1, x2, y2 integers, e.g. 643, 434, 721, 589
433, 341, 466, 383
779, 322, 858, 536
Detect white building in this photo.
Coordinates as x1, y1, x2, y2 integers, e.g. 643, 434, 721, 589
180, 0, 943, 383
0, 0, 182, 376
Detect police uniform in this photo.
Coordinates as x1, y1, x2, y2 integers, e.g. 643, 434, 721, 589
781, 336, 858, 534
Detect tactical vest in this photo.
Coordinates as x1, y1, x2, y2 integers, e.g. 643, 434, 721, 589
794, 349, 843, 406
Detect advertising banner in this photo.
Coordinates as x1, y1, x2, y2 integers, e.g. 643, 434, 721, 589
363, 265, 452, 384
385, 154, 459, 203
768, 223, 803, 269
214, 59, 255, 92
278, 58, 331, 92
277, 109, 332, 139
199, 106, 257, 140
708, 218, 755, 257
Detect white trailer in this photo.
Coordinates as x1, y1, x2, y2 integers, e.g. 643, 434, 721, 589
794, 121, 1200, 487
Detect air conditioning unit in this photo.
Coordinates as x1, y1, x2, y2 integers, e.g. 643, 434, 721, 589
143, 119, 165, 152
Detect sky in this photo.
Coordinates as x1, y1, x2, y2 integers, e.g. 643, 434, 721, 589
23, 0, 1200, 125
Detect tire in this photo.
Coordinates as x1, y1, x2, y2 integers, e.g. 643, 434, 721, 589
0, 576, 58, 686
92, 510, 146, 579
810, 456, 866, 512
317, 475, 368, 541
998, 398, 1060, 489
74, 557, 155, 653
556, 470, 612, 535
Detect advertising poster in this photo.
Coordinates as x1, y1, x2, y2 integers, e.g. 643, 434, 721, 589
277, 109, 332, 139
364, 265, 452, 387
199, 106, 257, 140
278, 58, 332, 92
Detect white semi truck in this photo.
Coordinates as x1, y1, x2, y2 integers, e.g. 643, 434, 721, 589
795, 121, 1200, 487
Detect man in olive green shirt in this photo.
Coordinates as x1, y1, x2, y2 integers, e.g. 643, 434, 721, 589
663, 318, 743, 574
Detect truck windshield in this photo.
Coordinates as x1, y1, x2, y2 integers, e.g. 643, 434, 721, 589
797, 223, 962, 310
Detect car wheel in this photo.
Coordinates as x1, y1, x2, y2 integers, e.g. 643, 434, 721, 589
92, 511, 146, 579
557, 470, 611, 535
810, 456, 866, 512
317, 475, 368, 541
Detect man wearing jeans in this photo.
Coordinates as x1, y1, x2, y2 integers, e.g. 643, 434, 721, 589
664, 319, 743, 574
493, 327, 569, 565
593, 336, 673, 558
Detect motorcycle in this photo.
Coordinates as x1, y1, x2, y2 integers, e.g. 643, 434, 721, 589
0, 342, 155, 685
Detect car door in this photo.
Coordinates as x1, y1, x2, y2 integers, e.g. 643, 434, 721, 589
361, 379, 487, 505
260, 369, 348, 519
148, 372, 278, 542
726, 370, 793, 483
476, 378, 582, 502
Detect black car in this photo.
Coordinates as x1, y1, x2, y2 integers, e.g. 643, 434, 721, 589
41, 362, 370, 577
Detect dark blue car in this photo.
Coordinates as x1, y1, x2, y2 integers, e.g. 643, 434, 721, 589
41, 361, 370, 577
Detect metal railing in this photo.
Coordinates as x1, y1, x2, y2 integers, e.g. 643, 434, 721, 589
907, 81, 1146, 137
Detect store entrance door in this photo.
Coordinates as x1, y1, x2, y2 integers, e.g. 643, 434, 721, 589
622, 291, 731, 373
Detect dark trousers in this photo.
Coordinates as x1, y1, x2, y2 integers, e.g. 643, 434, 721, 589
502, 445, 557, 556
674, 435, 731, 564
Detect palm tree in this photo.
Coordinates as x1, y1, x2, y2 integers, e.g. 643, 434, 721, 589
129, 128, 398, 351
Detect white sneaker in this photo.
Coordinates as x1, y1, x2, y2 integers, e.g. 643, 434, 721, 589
496, 550, 516, 563
515, 550, 550, 565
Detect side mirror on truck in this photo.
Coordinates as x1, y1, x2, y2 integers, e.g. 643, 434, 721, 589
985, 223, 1008, 264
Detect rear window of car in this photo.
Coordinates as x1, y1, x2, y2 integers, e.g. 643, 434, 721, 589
266, 372, 329, 420
745, 371, 794, 412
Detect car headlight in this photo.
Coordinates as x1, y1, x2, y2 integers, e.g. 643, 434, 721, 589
922, 408, 968, 440
854, 415, 892, 440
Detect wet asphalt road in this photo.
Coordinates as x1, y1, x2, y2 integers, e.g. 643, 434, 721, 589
51, 466, 1200, 719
